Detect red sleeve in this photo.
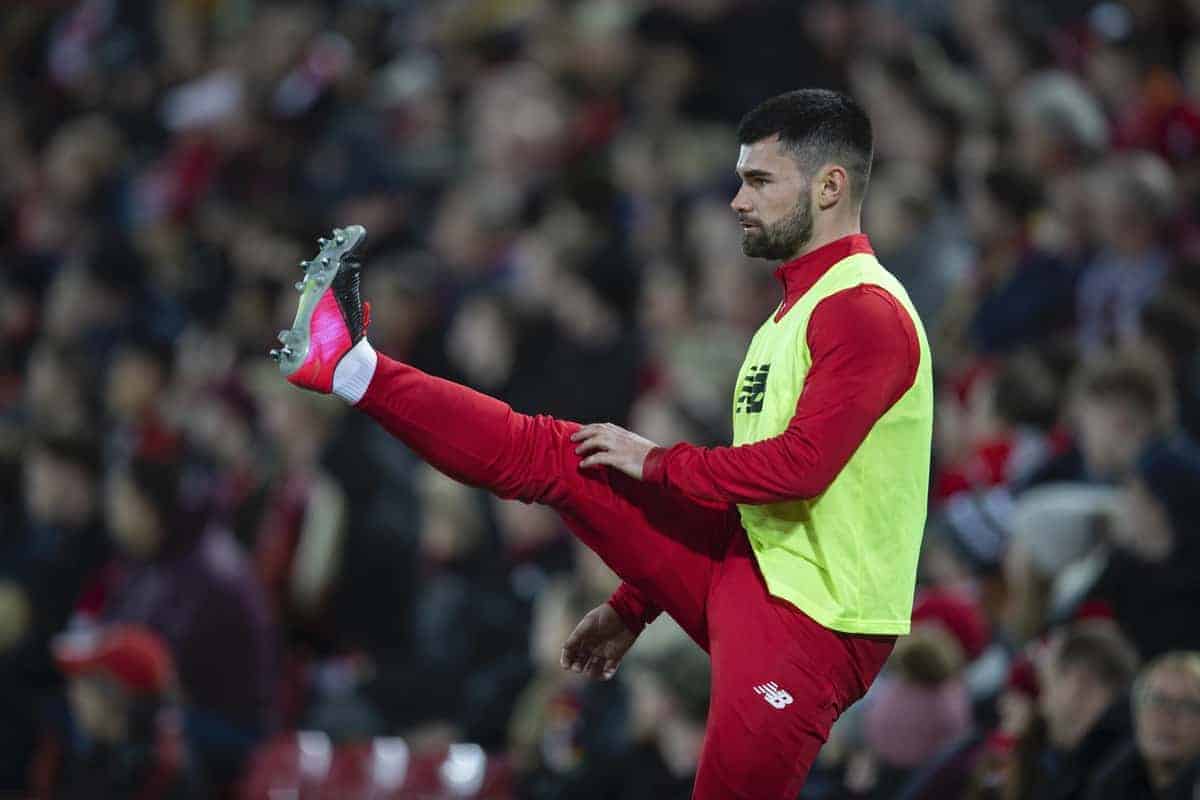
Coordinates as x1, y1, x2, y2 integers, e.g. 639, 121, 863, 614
607, 582, 661, 634
643, 285, 920, 504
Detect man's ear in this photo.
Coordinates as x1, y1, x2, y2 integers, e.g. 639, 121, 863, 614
816, 164, 849, 210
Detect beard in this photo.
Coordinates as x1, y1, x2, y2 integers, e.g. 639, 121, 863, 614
740, 196, 813, 260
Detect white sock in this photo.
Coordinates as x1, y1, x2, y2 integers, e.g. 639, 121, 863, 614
332, 338, 378, 405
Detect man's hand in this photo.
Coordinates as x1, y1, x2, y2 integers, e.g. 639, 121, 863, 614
560, 602, 638, 680
571, 423, 658, 481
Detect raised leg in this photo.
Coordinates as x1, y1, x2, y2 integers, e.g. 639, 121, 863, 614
356, 353, 734, 648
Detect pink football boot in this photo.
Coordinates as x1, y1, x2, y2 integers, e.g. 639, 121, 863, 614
270, 224, 370, 393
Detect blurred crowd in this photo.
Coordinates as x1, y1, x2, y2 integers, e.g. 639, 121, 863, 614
2, 0, 1200, 798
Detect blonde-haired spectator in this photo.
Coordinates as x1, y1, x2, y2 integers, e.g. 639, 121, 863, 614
1089, 652, 1200, 799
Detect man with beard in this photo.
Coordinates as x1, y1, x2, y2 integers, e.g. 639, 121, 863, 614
270, 89, 931, 798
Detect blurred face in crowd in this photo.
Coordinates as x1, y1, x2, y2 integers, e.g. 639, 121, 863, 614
446, 295, 515, 391
259, 388, 329, 469
43, 116, 122, 208
1040, 659, 1117, 750
68, 674, 130, 744
416, 466, 483, 567
731, 135, 814, 261
105, 472, 162, 559
1134, 662, 1200, 773
25, 345, 91, 437
494, 496, 561, 554
863, 174, 921, 254
24, 447, 95, 527
106, 348, 165, 422
964, 182, 1015, 247
1086, 169, 1130, 251
418, 508, 480, 566
188, 397, 253, 469
1076, 395, 1154, 479
27, 345, 81, 415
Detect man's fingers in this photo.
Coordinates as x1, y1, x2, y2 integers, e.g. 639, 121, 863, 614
574, 436, 608, 456
602, 659, 620, 680
561, 633, 588, 668
564, 648, 588, 672
569, 425, 603, 442
583, 655, 606, 679
579, 452, 617, 469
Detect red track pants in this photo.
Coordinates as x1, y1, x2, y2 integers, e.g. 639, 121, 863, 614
356, 354, 895, 799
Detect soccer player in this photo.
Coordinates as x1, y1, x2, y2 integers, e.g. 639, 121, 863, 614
271, 89, 932, 798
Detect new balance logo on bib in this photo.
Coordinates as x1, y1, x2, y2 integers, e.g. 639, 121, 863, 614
736, 364, 770, 414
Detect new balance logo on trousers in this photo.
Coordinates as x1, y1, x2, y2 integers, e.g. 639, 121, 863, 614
754, 682, 794, 709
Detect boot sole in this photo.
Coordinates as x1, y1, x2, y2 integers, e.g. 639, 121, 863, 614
274, 224, 367, 378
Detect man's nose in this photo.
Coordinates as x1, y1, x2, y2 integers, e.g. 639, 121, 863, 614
731, 187, 751, 213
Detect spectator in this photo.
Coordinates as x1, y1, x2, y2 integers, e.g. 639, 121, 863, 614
1077, 152, 1176, 353
1009, 71, 1108, 177
871, 160, 973, 327
97, 451, 276, 783
509, 578, 628, 800
562, 637, 710, 800
0, 432, 108, 791
1130, 295, 1200, 440
1089, 435, 1200, 659
894, 652, 1043, 800
247, 367, 347, 648
857, 589, 982, 793
1026, 622, 1140, 800
1027, 352, 1174, 488
365, 466, 527, 746
9, 432, 108, 639
104, 338, 177, 464
1090, 651, 1200, 800
961, 167, 1080, 356
933, 350, 1064, 503
17, 342, 96, 439
31, 624, 205, 799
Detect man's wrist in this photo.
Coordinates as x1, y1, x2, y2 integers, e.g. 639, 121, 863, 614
642, 446, 670, 486
608, 585, 651, 635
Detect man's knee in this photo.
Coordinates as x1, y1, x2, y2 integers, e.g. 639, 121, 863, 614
692, 731, 823, 800
693, 679, 836, 799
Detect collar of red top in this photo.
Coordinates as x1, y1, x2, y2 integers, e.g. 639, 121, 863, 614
773, 233, 874, 321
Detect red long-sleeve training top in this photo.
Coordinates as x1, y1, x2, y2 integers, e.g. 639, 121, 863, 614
611, 233, 920, 631
643, 233, 920, 504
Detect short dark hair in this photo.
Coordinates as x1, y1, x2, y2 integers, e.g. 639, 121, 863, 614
736, 89, 874, 201
984, 166, 1045, 222
1074, 354, 1173, 427
1139, 296, 1200, 363
1056, 623, 1140, 692
992, 350, 1062, 430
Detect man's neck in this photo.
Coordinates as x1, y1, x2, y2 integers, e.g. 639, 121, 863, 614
786, 218, 862, 262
